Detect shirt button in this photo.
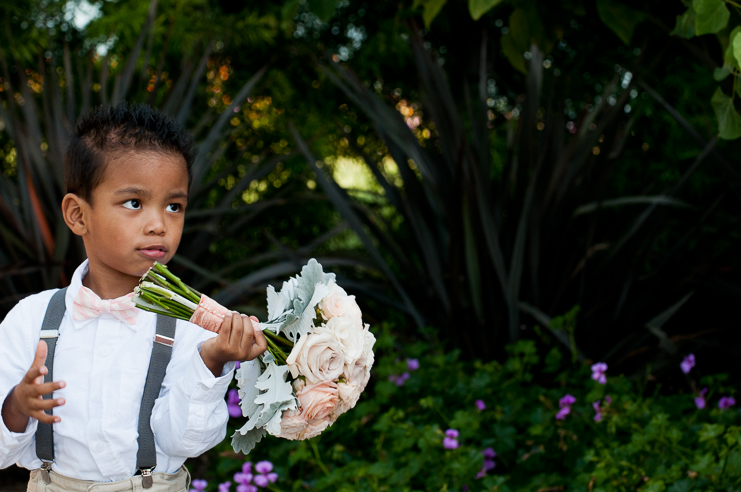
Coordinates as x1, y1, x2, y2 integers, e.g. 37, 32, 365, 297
97, 443, 103, 451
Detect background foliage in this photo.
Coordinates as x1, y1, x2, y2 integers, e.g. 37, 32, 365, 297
1, 0, 741, 487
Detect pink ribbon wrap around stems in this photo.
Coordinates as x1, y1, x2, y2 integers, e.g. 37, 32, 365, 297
188, 294, 260, 333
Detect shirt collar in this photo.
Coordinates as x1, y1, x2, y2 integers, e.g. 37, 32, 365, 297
64, 259, 145, 332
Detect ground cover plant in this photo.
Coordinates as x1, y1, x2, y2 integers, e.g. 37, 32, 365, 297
191, 314, 741, 492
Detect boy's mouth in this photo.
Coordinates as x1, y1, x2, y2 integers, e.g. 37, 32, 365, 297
137, 246, 168, 260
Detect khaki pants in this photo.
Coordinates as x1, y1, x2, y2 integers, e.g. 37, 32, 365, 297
27, 466, 190, 492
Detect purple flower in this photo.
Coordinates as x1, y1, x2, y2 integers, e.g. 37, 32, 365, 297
406, 358, 420, 371
191, 480, 208, 492
593, 401, 602, 422
228, 389, 242, 418
604, 395, 612, 405
680, 354, 695, 374
236, 485, 257, 492
397, 372, 410, 386
445, 429, 459, 438
482, 447, 496, 459
483, 459, 496, 471
719, 396, 736, 410
556, 394, 576, 420
255, 461, 273, 474
233, 472, 253, 484
242, 462, 252, 474
443, 437, 459, 449
591, 362, 608, 385
555, 406, 571, 420
476, 470, 486, 479
253, 475, 269, 488
266, 473, 277, 483
695, 388, 708, 409
219, 482, 232, 492
475, 399, 486, 411
559, 394, 576, 407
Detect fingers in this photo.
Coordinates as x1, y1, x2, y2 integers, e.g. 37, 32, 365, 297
251, 329, 268, 359
24, 365, 47, 385
30, 396, 65, 412
34, 381, 66, 397
219, 312, 233, 344
32, 341, 48, 369
238, 315, 254, 354
230, 312, 244, 346
32, 409, 62, 425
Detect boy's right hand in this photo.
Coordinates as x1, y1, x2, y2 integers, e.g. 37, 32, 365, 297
1, 341, 66, 433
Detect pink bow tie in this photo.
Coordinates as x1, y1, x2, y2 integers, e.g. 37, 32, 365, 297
72, 286, 139, 325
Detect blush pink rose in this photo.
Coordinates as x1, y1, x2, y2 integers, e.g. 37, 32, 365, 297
301, 418, 330, 440
278, 409, 308, 440
297, 380, 340, 422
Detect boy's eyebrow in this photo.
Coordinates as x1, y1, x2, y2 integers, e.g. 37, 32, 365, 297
167, 191, 189, 201
114, 188, 188, 201
115, 187, 151, 197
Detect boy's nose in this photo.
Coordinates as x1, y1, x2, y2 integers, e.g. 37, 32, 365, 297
145, 211, 167, 235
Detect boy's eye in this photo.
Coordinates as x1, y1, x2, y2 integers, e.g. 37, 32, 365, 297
166, 203, 181, 213
123, 199, 141, 210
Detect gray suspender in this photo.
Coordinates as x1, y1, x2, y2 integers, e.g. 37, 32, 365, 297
35, 287, 177, 489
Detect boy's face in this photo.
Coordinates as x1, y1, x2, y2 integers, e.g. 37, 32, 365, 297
75, 151, 189, 281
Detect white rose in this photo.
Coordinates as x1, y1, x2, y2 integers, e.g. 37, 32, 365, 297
323, 317, 365, 366
319, 282, 363, 328
293, 377, 306, 394
361, 324, 376, 369
286, 331, 346, 384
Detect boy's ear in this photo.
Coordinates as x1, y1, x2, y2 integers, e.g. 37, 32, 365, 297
61, 193, 89, 236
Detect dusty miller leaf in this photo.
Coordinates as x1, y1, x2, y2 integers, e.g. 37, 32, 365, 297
231, 427, 266, 455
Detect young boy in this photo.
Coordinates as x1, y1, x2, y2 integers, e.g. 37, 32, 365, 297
0, 103, 267, 491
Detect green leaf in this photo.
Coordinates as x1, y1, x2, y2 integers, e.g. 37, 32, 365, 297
670, 8, 696, 38
726, 449, 741, 476
468, 0, 504, 21
413, 0, 447, 28
732, 30, 741, 69
711, 87, 741, 139
714, 64, 732, 81
724, 26, 741, 70
693, 0, 729, 35
698, 422, 726, 441
596, 0, 646, 44
307, 0, 339, 23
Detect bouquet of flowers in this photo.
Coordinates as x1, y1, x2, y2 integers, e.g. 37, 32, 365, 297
132, 259, 375, 454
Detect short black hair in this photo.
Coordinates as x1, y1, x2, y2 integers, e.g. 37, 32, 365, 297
65, 102, 196, 203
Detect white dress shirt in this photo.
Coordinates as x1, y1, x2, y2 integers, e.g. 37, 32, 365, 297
0, 260, 242, 481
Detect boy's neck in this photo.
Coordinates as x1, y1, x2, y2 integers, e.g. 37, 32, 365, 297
81, 259, 139, 300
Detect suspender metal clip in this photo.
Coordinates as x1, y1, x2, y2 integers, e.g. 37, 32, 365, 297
40, 461, 53, 484
140, 468, 154, 488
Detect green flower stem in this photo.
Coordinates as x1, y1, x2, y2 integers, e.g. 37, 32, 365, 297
265, 336, 287, 364
263, 329, 293, 349
152, 263, 201, 303
139, 291, 191, 319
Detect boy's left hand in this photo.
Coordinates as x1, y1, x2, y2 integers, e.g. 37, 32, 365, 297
200, 313, 267, 377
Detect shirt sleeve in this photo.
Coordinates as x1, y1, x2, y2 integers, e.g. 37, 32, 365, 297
0, 299, 40, 469
150, 321, 236, 458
